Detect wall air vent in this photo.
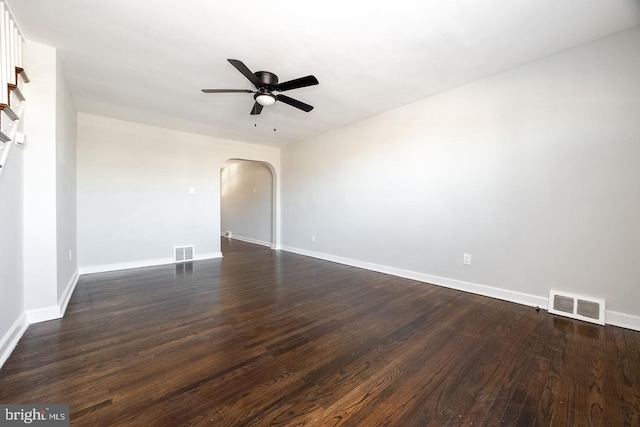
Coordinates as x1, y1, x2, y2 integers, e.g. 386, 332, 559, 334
549, 290, 605, 325
174, 245, 194, 263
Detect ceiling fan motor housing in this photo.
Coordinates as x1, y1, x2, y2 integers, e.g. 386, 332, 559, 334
254, 71, 279, 90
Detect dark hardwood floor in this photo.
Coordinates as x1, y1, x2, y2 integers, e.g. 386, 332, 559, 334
1, 239, 639, 426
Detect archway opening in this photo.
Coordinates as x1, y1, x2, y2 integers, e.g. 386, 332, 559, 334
220, 159, 275, 252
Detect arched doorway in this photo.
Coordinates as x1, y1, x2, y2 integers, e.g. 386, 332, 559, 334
220, 159, 275, 250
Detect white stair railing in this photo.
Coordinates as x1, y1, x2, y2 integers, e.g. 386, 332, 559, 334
0, 0, 27, 177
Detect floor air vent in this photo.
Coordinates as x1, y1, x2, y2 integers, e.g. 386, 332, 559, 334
549, 290, 605, 325
174, 245, 194, 263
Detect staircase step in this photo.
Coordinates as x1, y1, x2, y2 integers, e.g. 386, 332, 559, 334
0, 104, 19, 121
16, 67, 30, 84
9, 84, 25, 102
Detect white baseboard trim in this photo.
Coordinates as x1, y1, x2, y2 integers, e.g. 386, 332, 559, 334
280, 245, 548, 308
79, 257, 174, 275
606, 310, 640, 331
0, 313, 28, 369
79, 253, 223, 275
26, 306, 62, 324
58, 269, 80, 317
195, 252, 223, 261
229, 235, 272, 248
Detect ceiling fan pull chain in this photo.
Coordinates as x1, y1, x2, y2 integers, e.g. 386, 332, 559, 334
273, 102, 277, 132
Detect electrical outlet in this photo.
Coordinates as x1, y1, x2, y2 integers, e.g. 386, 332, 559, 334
463, 253, 472, 265
311, 234, 316, 242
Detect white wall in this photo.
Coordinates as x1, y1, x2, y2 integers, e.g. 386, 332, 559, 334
22, 42, 59, 313
221, 160, 273, 246
77, 114, 280, 271
22, 41, 78, 320
281, 27, 640, 325
55, 55, 78, 303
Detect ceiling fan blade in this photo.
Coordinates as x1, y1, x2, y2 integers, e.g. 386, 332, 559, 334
201, 89, 254, 93
250, 102, 263, 115
276, 94, 314, 112
275, 75, 319, 92
228, 59, 262, 89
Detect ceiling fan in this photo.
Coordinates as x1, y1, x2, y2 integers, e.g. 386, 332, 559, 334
202, 59, 319, 115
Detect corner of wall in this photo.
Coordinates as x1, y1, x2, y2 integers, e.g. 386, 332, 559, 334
58, 268, 79, 316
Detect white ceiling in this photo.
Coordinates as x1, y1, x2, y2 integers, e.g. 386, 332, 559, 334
8, 0, 640, 148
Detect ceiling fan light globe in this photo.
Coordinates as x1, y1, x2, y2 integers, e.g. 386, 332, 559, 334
256, 94, 276, 106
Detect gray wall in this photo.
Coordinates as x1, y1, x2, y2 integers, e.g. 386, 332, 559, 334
221, 160, 273, 246
77, 114, 280, 270
281, 27, 640, 321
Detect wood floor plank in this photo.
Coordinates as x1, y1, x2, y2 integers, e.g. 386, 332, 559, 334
1, 238, 640, 426
604, 327, 640, 427
347, 298, 533, 426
